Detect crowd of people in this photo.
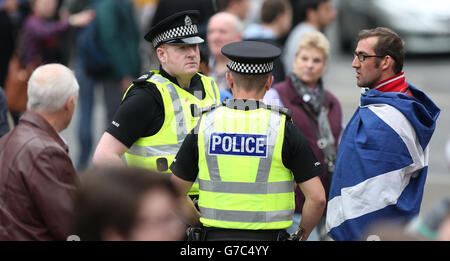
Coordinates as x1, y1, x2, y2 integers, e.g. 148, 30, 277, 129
0, 0, 447, 242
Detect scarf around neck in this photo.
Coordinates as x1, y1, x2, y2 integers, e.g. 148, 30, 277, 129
289, 73, 336, 173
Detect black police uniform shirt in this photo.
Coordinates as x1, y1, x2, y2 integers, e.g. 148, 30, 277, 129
106, 67, 207, 148
170, 100, 323, 184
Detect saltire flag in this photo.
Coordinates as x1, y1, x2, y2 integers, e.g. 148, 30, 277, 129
326, 85, 440, 241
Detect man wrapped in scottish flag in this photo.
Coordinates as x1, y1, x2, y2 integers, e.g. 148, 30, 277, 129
326, 27, 440, 241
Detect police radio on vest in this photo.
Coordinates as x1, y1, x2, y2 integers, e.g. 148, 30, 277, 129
209, 133, 268, 157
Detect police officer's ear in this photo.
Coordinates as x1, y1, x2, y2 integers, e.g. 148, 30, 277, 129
226, 71, 234, 91
156, 45, 168, 64
264, 75, 274, 91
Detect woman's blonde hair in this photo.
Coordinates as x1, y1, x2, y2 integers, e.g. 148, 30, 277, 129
295, 31, 330, 60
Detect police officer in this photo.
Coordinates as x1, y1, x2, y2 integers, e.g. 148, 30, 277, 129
170, 41, 326, 241
93, 11, 221, 197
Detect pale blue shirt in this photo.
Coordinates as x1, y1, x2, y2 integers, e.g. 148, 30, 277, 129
263, 88, 284, 107
243, 24, 277, 40
263, 82, 321, 108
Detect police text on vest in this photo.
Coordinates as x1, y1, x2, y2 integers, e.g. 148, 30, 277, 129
209, 133, 267, 157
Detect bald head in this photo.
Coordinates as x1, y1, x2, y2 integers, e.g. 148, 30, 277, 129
216, 0, 250, 20
33, 0, 58, 19
27, 63, 79, 113
207, 12, 243, 56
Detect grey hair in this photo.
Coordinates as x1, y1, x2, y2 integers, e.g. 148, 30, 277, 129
212, 11, 244, 34
27, 64, 79, 113
230, 13, 244, 34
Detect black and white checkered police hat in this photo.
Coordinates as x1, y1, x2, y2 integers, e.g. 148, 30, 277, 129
144, 10, 204, 48
222, 41, 281, 75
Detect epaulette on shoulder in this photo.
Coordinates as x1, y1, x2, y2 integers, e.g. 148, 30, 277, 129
265, 104, 292, 119
191, 103, 222, 117
132, 72, 155, 86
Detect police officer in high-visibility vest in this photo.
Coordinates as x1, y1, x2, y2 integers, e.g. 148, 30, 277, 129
170, 41, 326, 241
93, 10, 221, 197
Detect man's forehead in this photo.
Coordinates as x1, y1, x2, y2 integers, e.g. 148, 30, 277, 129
208, 19, 235, 31
208, 13, 239, 31
356, 37, 378, 53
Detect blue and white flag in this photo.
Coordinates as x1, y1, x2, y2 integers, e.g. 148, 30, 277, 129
326, 85, 440, 241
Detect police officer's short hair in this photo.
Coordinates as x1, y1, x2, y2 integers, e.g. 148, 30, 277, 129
358, 27, 405, 74
230, 71, 271, 92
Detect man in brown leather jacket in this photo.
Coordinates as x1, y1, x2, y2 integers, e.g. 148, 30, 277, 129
0, 63, 79, 241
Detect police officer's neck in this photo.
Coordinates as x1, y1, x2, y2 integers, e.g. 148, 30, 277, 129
163, 68, 194, 89
232, 88, 266, 101
176, 75, 194, 89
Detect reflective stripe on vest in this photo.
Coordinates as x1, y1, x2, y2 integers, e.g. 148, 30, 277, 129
201, 108, 286, 185
131, 74, 186, 150
125, 74, 188, 159
199, 207, 294, 223
127, 143, 180, 157
210, 78, 218, 102
198, 180, 294, 194
126, 74, 217, 158
199, 107, 294, 226
123, 72, 220, 195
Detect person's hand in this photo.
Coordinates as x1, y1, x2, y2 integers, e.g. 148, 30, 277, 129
68, 10, 95, 27
290, 226, 306, 241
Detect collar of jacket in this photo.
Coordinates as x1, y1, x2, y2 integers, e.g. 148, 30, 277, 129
285, 76, 327, 106
374, 72, 411, 96
19, 110, 69, 153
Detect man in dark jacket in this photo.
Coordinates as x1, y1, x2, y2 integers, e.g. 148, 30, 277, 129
0, 63, 79, 241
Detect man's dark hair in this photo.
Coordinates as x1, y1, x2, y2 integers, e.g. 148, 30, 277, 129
215, 0, 241, 11
358, 27, 405, 74
295, 0, 329, 23
261, 0, 290, 24
73, 167, 178, 241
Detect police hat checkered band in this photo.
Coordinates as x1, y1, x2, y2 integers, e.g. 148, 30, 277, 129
227, 60, 274, 74
152, 24, 199, 47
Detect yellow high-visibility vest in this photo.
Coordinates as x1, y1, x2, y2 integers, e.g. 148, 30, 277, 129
197, 104, 295, 229
123, 71, 220, 195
